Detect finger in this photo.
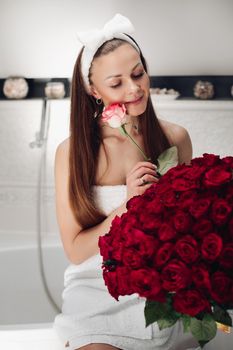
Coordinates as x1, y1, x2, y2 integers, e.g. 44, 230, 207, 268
128, 161, 157, 175
138, 182, 154, 194
132, 166, 158, 180
137, 174, 159, 186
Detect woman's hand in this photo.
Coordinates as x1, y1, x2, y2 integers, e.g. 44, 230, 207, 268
126, 161, 159, 201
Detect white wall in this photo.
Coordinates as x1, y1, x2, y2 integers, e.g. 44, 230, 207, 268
0, 0, 233, 78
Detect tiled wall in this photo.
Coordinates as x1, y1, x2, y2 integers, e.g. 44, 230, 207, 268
0, 100, 69, 237
152, 98, 233, 158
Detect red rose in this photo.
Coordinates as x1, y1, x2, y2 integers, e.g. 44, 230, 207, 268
203, 166, 232, 187
173, 289, 211, 317
211, 199, 232, 225
99, 233, 115, 260
191, 156, 206, 166
175, 235, 199, 264
111, 243, 124, 261
191, 154, 220, 167
185, 164, 206, 179
192, 265, 211, 291
154, 242, 174, 267
173, 211, 192, 233
131, 268, 165, 302
158, 222, 177, 241
178, 190, 197, 210
225, 184, 233, 206
202, 153, 221, 166
125, 228, 158, 259
122, 247, 146, 269
171, 178, 198, 191
160, 189, 177, 207
201, 233, 223, 261
210, 271, 232, 304
140, 235, 160, 258
103, 270, 119, 300
154, 180, 171, 194
219, 244, 233, 270
126, 195, 146, 211
229, 218, 233, 238
189, 198, 211, 219
166, 164, 192, 178
192, 219, 213, 239
146, 197, 164, 214
140, 213, 162, 232
162, 259, 191, 291
108, 215, 126, 242
121, 212, 140, 232
222, 156, 233, 168
117, 266, 134, 297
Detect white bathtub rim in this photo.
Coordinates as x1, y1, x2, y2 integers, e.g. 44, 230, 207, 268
0, 322, 63, 349
0, 322, 54, 331
0, 231, 63, 252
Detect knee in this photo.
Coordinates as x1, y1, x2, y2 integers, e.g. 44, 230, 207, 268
76, 344, 121, 350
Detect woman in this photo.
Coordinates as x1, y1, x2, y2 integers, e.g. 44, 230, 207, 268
54, 13, 196, 350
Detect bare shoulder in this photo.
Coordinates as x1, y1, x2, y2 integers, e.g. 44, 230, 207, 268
159, 118, 193, 164
56, 137, 70, 157
159, 118, 188, 145
55, 137, 70, 170
54, 137, 71, 186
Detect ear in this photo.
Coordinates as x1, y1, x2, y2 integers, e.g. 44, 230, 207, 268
89, 85, 101, 100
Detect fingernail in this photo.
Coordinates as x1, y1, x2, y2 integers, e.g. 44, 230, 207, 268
152, 164, 157, 169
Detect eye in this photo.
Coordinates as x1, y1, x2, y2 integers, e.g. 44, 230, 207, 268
110, 83, 121, 89
133, 71, 145, 79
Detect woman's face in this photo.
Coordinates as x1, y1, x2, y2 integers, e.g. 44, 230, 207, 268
89, 43, 150, 117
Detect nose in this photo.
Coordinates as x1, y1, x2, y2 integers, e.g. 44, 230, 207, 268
126, 78, 141, 94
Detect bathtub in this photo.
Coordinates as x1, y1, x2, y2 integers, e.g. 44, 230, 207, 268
0, 232, 68, 349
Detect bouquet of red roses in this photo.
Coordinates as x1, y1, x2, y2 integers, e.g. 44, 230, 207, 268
99, 152, 233, 348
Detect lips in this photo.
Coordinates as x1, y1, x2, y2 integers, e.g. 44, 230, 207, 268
125, 95, 144, 105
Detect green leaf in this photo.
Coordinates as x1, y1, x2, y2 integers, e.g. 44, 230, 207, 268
198, 340, 210, 348
157, 146, 179, 175
213, 305, 233, 327
157, 315, 178, 330
181, 314, 191, 333
144, 300, 171, 327
190, 314, 217, 342
103, 259, 116, 267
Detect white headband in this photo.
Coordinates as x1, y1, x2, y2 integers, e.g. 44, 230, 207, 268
77, 14, 140, 92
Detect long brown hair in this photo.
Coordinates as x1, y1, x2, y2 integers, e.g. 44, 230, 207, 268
69, 38, 170, 229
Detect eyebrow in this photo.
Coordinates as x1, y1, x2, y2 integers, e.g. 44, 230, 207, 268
104, 62, 142, 81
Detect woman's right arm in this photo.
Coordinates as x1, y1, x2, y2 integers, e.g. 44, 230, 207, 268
54, 139, 158, 265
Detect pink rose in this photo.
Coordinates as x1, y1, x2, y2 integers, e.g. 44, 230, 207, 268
102, 103, 127, 128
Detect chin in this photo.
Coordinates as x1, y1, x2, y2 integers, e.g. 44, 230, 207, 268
126, 99, 148, 116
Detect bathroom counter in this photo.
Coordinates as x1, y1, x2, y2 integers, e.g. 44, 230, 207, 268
150, 96, 233, 110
